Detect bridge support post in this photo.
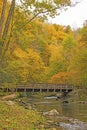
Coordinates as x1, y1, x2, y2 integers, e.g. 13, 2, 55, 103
15, 87, 17, 92
24, 88, 27, 97
6, 88, 8, 93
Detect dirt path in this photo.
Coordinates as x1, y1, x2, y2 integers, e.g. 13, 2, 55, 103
0, 93, 16, 100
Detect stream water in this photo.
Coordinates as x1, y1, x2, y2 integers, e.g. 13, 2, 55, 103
27, 92, 87, 130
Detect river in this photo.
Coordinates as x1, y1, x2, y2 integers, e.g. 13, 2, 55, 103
27, 92, 87, 130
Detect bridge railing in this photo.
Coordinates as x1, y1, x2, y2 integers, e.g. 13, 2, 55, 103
0, 83, 73, 90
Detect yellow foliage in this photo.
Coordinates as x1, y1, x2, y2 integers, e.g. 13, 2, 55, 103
57, 31, 67, 41
47, 25, 58, 37
26, 48, 42, 61
0, 0, 2, 6
13, 46, 28, 59
48, 44, 63, 62
11, 47, 45, 82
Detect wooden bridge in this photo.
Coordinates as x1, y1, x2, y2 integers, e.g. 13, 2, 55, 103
0, 83, 73, 93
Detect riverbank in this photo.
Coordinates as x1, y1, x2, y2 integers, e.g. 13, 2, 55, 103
78, 89, 87, 101
15, 90, 87, 129
13, 92, 87, 130
0, 95, 46, 130
68, 88, 87, 103
0, 89, 87, 130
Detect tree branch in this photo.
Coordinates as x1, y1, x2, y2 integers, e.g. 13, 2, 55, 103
17, 0, 83, 32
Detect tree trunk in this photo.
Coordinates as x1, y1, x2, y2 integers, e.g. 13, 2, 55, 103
2, 0, 15, 40
0, 0, 15, 66
0, 0, 7, 55
0, 0, 7, 38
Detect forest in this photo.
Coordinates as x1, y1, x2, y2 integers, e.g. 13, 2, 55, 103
0, 0, 87, 88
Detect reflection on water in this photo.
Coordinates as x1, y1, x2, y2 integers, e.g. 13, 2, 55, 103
62, 103, 74, 117
61, 103, 87, 122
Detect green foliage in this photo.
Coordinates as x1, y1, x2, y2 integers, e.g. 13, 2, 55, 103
69, 48, 87, 87
20, 0, 71, 20
79, 26, 87, 44
46, 61, 64, 81
62, 35, 77, 49
0, 89, 4, 96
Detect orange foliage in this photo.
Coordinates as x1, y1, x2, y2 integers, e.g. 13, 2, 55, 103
79, 42, 86, 48
49, 71, 73, 84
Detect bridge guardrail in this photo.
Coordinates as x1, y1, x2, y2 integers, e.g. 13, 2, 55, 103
0, 83, 73, 89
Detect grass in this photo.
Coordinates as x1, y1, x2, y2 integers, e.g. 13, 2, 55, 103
0, 101, 46, 130
78, 89, 87, 101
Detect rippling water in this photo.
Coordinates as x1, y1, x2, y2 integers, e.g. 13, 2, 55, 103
60, 120, 87, 130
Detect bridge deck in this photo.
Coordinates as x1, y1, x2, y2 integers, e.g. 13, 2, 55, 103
0, 83, 73, 92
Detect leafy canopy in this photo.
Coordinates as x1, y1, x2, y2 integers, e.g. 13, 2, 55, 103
20, 0, 71, 18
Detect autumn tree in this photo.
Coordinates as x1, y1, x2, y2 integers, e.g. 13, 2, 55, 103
45, 44, 65, 81
62, 34, 77, 69
0, 0, 80, 65
0, 0, 84, 85
69, 48, 87, 87
69, 25, 87, 87
79, 26, 87, 47
19, 0, 71, 28
49, 71, 72, 84
0, 45, 46, 83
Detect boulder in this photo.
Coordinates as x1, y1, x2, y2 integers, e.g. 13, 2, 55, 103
52, 128, 57, 130
25, 105, 32, 110
43, 109, 59, 116
5, 100, 15, 106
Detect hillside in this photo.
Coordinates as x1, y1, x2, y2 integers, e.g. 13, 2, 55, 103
0, 0, 87, 88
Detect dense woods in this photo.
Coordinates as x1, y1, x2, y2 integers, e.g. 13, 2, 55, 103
0, 0, 87, 88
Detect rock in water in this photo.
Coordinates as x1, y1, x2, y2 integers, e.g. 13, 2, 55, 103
43, 109, 59, 116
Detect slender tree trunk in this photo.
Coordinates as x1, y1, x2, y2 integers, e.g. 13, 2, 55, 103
0, 0, 15, 66
0, 0, 7, 55
0, 0, 7, 38
2, 0, 15, 40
